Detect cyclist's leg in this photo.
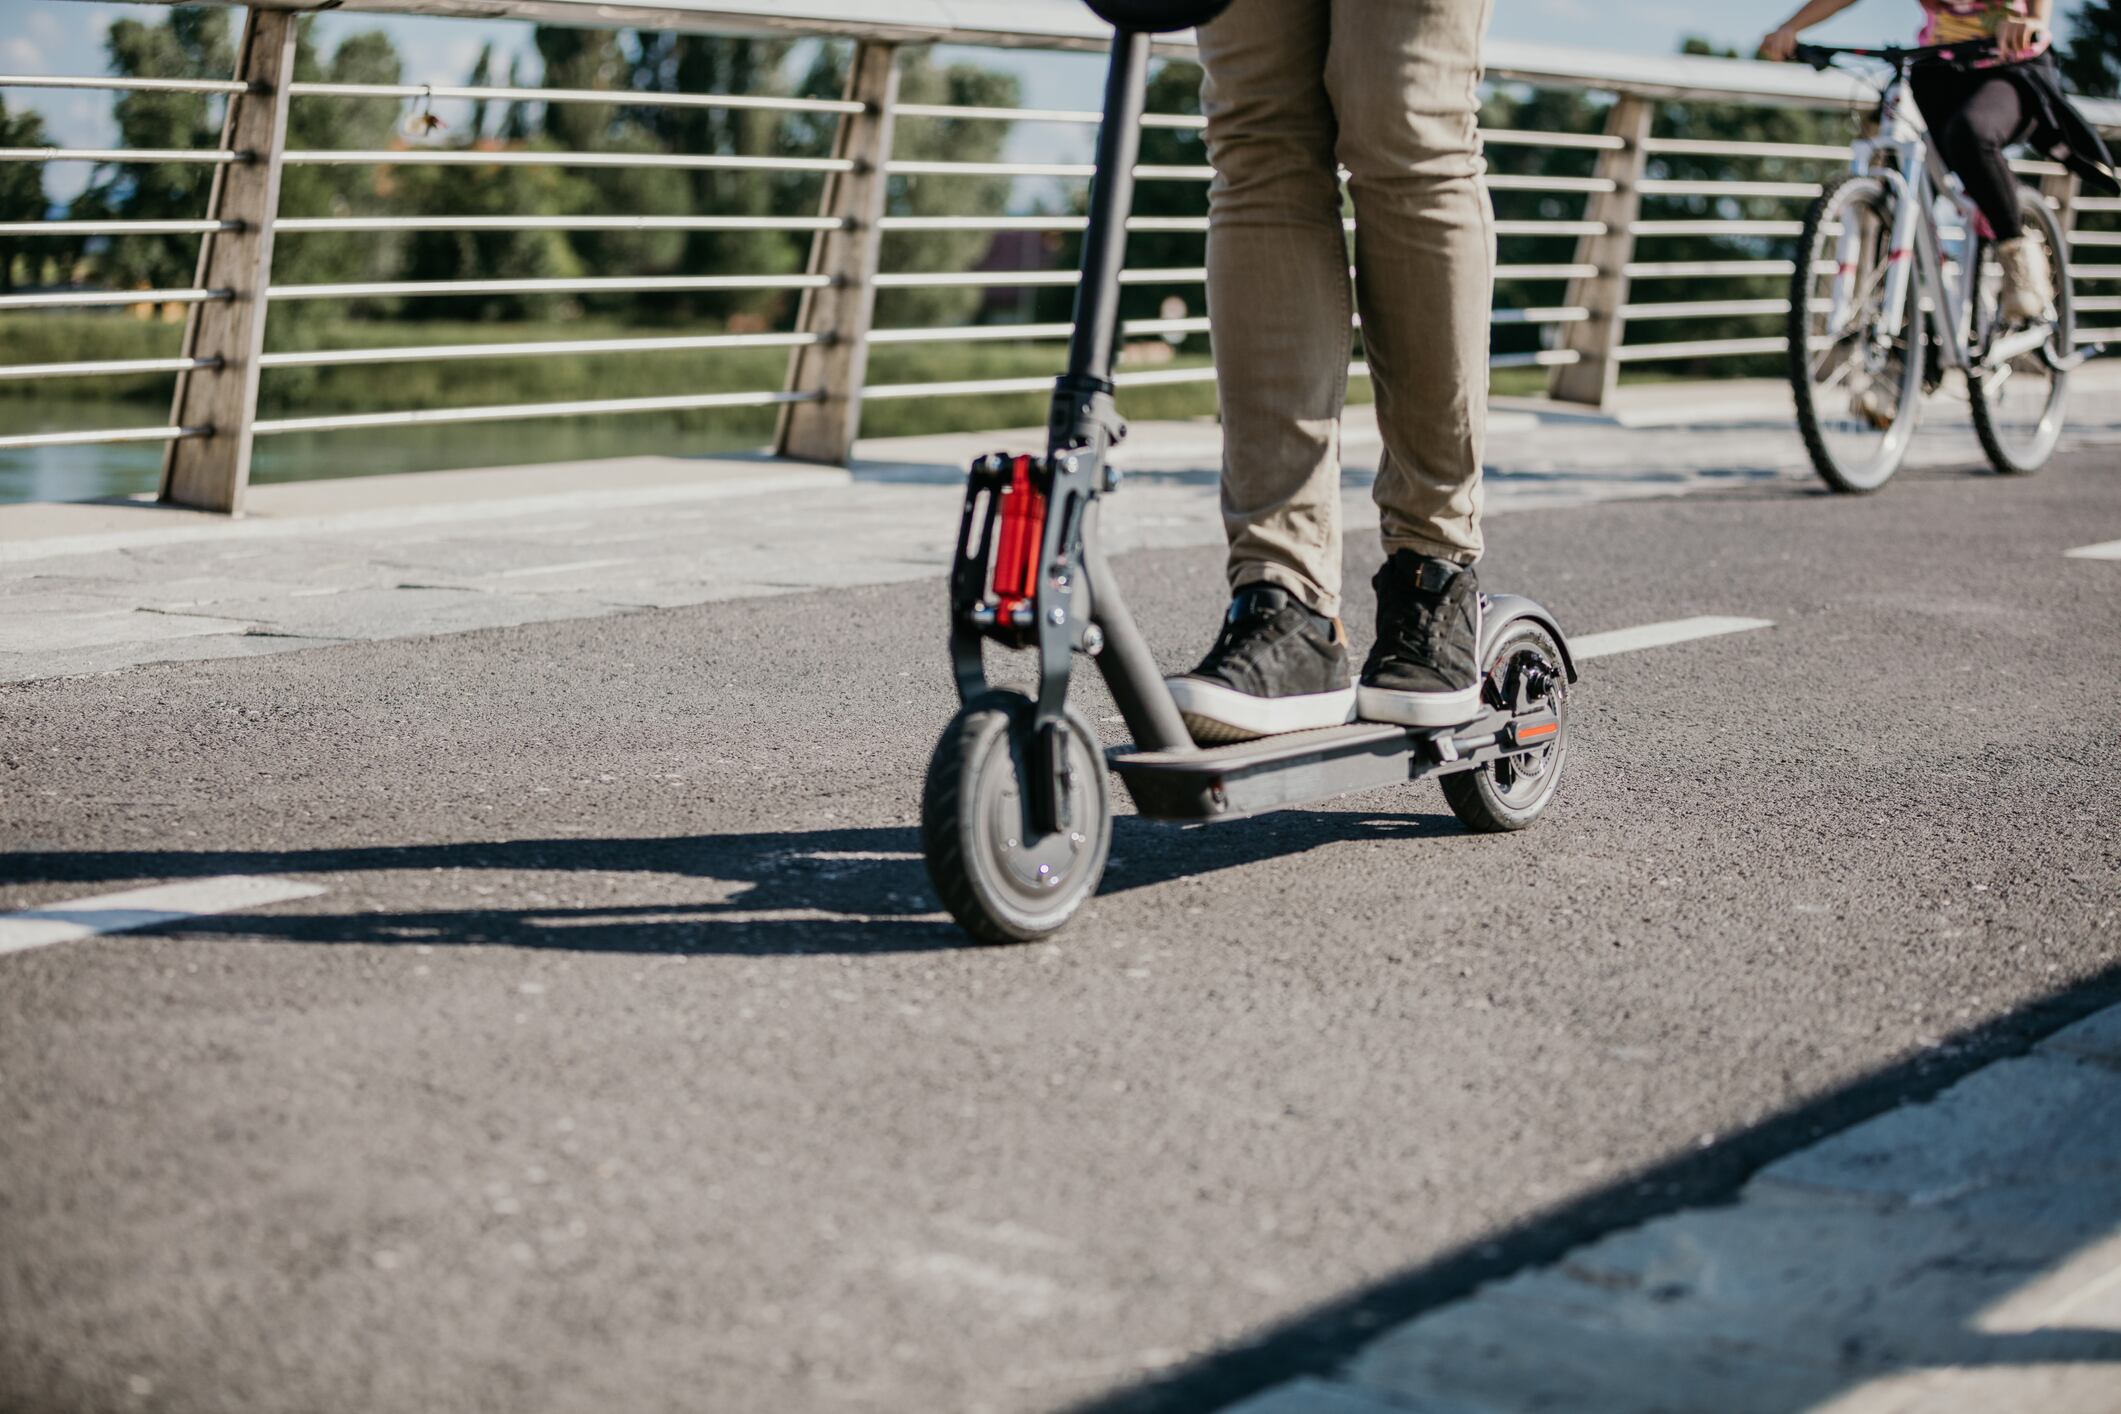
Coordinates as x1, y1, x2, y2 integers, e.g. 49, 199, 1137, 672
1327, 0, 1492, 568
1196, 0, 1348, 616
1914, 68, 2032, 239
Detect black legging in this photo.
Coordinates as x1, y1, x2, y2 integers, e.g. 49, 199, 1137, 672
1911, 65, 2038, 240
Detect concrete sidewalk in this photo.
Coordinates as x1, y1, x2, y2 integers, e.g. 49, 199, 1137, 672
1229, 1004, 2121, 1414
4, 372, 2120, 684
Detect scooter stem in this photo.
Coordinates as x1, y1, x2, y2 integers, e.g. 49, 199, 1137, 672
1067, 29, 1149, 394
1049, 29, 1150, 457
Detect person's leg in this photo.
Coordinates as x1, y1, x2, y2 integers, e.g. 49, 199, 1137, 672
1939, 74, 2032, 240
1330, 0, 1493, 570
1935, 72, 2055, 319
1195, 0, 1347, 616
1329, 0, 1495, 727
1167, 0, 1359, 743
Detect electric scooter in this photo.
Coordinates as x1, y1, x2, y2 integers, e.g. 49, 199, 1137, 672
920, 0, 1578, 943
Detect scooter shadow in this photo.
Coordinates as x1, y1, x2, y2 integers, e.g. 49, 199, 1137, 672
10, 808, 1462, 958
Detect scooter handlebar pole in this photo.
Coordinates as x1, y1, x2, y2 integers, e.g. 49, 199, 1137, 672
1065, 29, 1151, 393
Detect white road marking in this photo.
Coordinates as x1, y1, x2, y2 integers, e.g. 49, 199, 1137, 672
0, 877, 326, 958
2063, 539, 2121, 560
1572, 615, 1775, 661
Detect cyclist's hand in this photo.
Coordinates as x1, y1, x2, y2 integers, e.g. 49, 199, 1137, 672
1996, 16, 2048, 60
1760, 26, 1800, 62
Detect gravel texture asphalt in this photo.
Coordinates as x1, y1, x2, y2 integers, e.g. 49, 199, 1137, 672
2, 445, 2118, 1414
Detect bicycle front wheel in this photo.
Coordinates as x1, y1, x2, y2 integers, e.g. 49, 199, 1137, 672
1790, 173, 1927, 493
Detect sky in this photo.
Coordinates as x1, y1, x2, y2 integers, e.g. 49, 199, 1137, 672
0, 0, 2096, 202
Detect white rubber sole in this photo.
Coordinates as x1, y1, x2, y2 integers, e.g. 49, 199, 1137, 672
1356, 683, 1482, 728
1165, 678, 1358, 744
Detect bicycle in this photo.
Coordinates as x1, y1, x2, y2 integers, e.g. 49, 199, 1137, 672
1787, 39, 2100, 492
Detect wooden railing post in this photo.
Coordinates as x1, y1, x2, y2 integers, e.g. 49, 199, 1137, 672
160, 5, 296, 514
1548, 94, 1654, 409
776, 41, 899, 465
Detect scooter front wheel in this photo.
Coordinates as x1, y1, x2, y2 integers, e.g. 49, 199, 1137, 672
1442, 620, 1570, 833
921, 691, 1112, 944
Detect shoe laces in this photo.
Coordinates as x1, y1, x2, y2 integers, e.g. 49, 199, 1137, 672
1377, 577, 1452, 663
1201, 589, 1287, 672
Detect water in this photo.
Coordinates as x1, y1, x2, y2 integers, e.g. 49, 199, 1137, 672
0, 396, 777, 504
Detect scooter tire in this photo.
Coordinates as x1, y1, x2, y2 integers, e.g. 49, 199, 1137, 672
922, 691, 1112, 944
1442, 620, 1570, 833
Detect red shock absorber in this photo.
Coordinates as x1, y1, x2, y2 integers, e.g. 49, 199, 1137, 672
989, 454, 1047, 624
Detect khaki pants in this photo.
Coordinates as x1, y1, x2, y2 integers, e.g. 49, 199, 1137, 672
1197, 0, 1495, 617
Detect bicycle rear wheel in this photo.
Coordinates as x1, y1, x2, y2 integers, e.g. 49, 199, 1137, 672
1790, 174, 1927, 493
1969, 186, 2073, 475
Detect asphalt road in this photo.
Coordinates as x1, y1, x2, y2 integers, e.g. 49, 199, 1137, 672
3, 446, 2119, 1414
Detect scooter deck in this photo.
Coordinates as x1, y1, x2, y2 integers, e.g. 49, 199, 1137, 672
1110, 710, 1542, 821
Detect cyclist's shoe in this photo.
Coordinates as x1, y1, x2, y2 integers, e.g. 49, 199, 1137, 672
1358, 551, 1483, 728
1850, 375, 1897, 431
1166, 583, 1356, 744
1996, 235, 2055, 324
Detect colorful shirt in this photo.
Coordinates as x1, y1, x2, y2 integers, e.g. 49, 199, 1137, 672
1918, 0, 2051, 57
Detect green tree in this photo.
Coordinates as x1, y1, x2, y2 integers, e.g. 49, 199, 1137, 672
868, 52, 1022, 330
624, 30, 809, 324
2062, 0, 2121, 96
1108, 59, 1208, 339
500, 55, 535, 143
466, 42, 497, 141
388, 152, 589, 322
530, 25, 687, 312
0, 98, 49, 293
1483, 38, 1851, 376
534, 25, 627, 151
1480, 82, 1605, 362
87, 8, 233, 293
275, 23, 408, 292
370, 34, 588, 324
1636, 38, 1852, 373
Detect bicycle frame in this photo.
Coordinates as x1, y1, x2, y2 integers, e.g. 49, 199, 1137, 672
1838, 62, 1989, 372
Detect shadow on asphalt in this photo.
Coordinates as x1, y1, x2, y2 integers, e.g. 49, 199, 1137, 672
10, 829, 2119, 1405
1067, 959, 2121, 1414
1, 809, 1459, 958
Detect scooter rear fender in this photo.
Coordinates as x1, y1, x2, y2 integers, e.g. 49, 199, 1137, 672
1482, 594, 1578, 683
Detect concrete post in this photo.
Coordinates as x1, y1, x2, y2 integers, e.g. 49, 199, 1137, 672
1548, 95, 1654, 409
160, 5, 297, 515
776, 41, 900, 465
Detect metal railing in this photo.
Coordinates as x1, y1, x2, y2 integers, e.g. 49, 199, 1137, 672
2, 0, 2117, 511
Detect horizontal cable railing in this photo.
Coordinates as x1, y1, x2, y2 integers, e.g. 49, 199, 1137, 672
251, 389, 816, 436
1, 24, 2116, 496
0, 287, 230, 310
264, 274, 832, 300
0, 424, 206, 451
281, 148, 854, 172
0, 146, 241, 163
275, 214, 844, 233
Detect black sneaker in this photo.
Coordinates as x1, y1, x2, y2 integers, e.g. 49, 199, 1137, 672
1358, 551, 1483, 727
1165, 583, 1357, 744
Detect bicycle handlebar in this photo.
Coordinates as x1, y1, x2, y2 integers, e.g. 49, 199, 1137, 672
1789, 37, 2000, 72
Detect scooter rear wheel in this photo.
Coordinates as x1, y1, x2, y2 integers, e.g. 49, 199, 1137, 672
1442, 620, 1570, 833
921, 691, 1112, 943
